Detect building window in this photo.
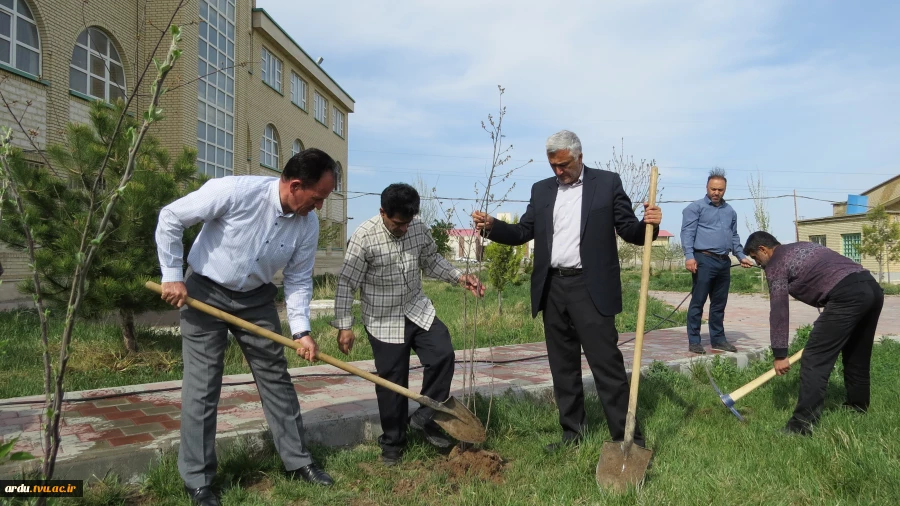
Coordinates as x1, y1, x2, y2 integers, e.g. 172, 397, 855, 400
69, 28, 125, 102
197, 0, 235, 178
260, 46, 281, 92
314, 91, 328, 125
290, 72, 307, 110
291, 138, 303, 156
332, 106, 344, 137
261, 124, 279, 169
334, 162, 343, 192
809, 235, 826, 247
842, 233, 861, 263
0, 0, 40, 76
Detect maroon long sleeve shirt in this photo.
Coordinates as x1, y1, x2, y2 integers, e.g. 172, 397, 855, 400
764, 242, 866, 357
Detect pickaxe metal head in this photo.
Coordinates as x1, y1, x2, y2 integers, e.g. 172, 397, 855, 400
705, 365, 745, 422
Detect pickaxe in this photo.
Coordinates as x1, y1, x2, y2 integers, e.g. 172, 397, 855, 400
705, 348, 804, 421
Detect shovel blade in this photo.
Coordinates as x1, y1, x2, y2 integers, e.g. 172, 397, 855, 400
595, 441, 653, 492
432, 396, 486, 444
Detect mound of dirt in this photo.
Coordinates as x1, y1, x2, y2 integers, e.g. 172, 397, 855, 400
439, 446, 505, 483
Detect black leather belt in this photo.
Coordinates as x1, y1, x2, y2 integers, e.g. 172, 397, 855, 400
549, 267, 583, 277
697, 250, 730, 261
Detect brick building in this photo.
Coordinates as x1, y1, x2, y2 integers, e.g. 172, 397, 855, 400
0, 0, 354, 303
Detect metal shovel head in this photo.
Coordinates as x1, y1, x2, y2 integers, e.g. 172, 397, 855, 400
595, 441, 653, 492
432, 396, 486, 444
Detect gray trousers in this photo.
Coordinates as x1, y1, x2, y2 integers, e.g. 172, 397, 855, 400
178, 271, 312, 488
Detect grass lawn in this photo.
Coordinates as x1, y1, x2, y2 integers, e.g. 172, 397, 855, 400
69, 331, 900, 505
622, 265, 768, 294
0, 277, 686, 399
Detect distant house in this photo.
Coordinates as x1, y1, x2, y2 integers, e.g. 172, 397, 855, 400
797, 175, 900, 280
652, 229, 675, 248
448, 229, 484, 261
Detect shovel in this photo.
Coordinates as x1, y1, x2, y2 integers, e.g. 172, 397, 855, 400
145, 281, 486, 444
707, 348, 804, 422
595, 165, 658, 492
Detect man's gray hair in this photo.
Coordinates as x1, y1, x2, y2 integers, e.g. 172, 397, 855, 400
546, 130, 582, 157
708, 167, 727, 183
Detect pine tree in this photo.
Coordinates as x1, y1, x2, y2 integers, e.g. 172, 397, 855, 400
0, 101, 201, 352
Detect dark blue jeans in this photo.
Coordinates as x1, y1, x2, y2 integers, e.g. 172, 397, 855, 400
687, 253, 731, 345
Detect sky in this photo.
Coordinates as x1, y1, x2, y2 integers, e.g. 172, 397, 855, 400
260, 0, 900, 244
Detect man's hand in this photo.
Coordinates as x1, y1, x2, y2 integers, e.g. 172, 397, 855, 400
294, 334, 319, 362
740, 257, 755, 268
642, 203, 662, 225
471, 211, 494, 232
774, 358, 791, 376
337, 329, 356, 355
161, 281, 188, 308
459, 274, 485, 298
685, 259, 698, 274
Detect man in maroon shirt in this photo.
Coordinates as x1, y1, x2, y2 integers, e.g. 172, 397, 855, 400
743, 231, 884, 434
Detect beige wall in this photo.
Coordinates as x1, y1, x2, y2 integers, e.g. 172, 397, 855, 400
0, 0, 353, 296
798, 215, 900, 281
863, 176, 900, 210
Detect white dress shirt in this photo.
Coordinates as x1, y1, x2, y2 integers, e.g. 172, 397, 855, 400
155, 176, 317, 335
551, 169, 584, 268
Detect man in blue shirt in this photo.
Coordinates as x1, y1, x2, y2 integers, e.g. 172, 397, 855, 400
681, 169, 754, 354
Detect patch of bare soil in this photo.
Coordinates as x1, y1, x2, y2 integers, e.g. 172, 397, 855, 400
438, 446, 505, 484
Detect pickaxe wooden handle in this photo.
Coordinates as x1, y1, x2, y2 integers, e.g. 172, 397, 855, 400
731, 348, 803, 403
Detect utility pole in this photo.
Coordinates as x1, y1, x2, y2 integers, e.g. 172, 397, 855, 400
793, 190, 800, 242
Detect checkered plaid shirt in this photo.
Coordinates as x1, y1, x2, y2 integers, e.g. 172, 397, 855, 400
332, 215, 462, 343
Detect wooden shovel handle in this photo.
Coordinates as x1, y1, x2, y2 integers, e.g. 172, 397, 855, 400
144, 281, 442, 410
730, 348, 804, 402
622, 166, 659, 448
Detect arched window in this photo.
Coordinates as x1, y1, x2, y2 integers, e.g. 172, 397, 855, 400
334, 162, 343, 192
69, 28, 125, 102
0, 0, 40, 76
260, 124, 279, 169
291, 138, 303, 157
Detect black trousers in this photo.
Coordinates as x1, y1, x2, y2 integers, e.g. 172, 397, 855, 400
542, 273, 644, 446
366, 317, 455, 451
789, 272, 884, 429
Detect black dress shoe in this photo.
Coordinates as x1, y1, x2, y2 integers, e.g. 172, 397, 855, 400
544, 436, 582, 454
711, 341, 738, 352
381, 448, 403, 466
289, 463, 334, 486
183, 485, 221, 506
409, 413, 453, 448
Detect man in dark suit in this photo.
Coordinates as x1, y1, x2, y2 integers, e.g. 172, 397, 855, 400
472, 130, 661, 452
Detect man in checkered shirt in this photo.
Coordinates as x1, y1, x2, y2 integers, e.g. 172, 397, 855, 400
329, 183, 484, 465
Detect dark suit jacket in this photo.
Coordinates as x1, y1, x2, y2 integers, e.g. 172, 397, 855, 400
489, 166, 657, 317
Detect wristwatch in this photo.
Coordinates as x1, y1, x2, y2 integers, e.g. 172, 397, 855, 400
293, 330, 310, 340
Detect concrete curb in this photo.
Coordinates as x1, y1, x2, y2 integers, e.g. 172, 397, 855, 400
7, 337, 898, 483
0, 345, 774, 483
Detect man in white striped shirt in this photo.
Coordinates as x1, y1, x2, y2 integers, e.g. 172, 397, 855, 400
155, 149, 337, 505
329, 183, 484, 466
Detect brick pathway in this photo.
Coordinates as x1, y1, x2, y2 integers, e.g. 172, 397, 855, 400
1, 292, 897, 478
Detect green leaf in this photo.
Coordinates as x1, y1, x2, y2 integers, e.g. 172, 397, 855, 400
0, 439, 15, 459
9, 451, 33, 461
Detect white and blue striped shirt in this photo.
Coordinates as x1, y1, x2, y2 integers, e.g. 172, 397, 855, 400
155, 176, 317, 335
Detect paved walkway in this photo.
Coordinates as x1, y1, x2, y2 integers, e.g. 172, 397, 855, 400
1, 292, 897, 480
